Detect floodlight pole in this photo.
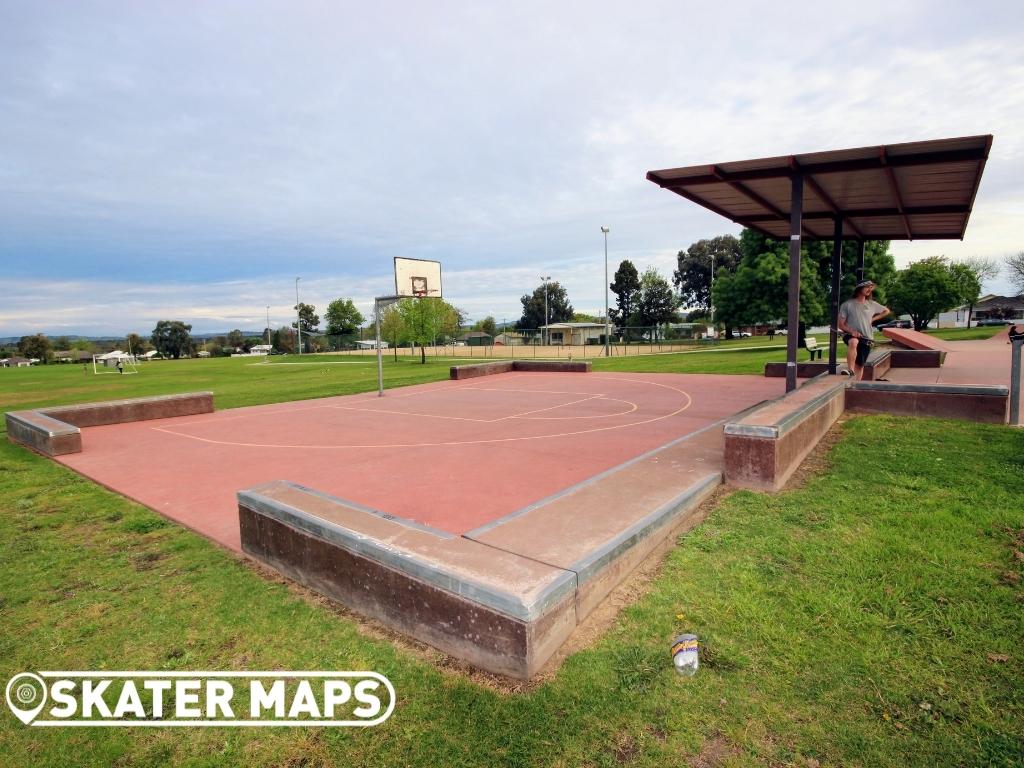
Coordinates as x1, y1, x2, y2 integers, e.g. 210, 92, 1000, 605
265, 306, 271, 346
601, 227, 610, 357
295, 277, 302, 356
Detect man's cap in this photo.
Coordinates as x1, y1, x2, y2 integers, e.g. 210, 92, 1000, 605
855, 279, 876, 289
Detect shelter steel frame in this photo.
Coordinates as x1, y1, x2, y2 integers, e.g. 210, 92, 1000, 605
648, 135, 993, 391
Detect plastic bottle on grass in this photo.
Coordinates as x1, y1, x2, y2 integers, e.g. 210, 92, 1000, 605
671, 634, 699, 677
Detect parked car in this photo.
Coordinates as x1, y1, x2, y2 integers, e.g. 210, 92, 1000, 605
977, 318, 1014, 326
877, 320, 911, 329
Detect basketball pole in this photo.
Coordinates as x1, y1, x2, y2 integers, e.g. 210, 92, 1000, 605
375, 295, 399, 397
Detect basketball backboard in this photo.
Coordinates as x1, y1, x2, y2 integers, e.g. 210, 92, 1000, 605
394, 257, 442, 299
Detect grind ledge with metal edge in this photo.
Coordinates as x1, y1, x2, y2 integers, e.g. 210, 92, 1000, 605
723, 375, 847, 492
6, 392, 214, 457
237, 421, 726, 679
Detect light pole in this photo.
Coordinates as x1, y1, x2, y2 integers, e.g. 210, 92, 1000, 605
601, 226, 610, 356
541, 275, 551, 346
294, 277, 302, 355
265, 305, 271, 346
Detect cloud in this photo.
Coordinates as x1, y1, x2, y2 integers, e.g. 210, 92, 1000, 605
1, 1, 1022, 335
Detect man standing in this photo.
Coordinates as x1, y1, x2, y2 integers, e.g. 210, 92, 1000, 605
838, 279, 891, 380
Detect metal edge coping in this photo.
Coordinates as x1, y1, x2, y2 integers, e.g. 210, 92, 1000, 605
5, 410, 80, 438
566, 472, 721, 583
848, 382, 1009, 396
724, 378, 845, 439
238, 485, 576, 622
463, 415, 731, 539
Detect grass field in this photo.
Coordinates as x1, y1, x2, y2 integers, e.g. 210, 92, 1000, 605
1, 351, 1022, 766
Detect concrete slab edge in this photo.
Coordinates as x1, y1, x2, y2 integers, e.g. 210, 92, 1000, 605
565, 472, 721, 583
463, 416, 733, 539
238, 485, 577, 622
724, 379, 844, 439
5, 410, 80, 438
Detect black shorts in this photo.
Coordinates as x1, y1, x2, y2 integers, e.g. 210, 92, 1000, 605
842, 334, 872, 367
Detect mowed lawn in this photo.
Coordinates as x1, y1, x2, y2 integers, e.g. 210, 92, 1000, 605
1, 355, 1022, 766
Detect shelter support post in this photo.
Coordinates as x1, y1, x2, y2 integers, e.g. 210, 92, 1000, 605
785, 173, 804, 392
856, 241, 866, 283
828, 217, 843, 374
1011, 338, 1022, 426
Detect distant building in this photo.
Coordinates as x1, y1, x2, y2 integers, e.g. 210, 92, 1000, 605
1, 357, 32, 368
457, 332, 493, 347
354, 339, 388, 349
539, 322, 606, 345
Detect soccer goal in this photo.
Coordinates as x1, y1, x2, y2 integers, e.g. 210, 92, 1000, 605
92, 350, 139, 375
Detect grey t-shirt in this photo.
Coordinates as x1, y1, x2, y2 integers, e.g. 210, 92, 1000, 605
838, 299, 885, 339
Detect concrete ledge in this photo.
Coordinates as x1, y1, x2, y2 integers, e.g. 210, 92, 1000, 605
41, 392, 214, 427
890, 349, 943, 368
723, 376, 846, 491
6, 392, 215, 456
5, 411, 82, 456
764, 362, 829, 378
846, 382, 1008, 423
238, 481, 578, 679
862, 351, 891, 381
510, 360, 591, 373
449, 361, 514, 379
450, 360, 591, 379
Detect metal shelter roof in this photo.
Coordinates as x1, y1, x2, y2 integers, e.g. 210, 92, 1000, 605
646, 135, 992, 241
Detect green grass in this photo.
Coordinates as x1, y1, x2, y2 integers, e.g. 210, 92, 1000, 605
925, 326, 1004, 341
1, 359, 1022, 766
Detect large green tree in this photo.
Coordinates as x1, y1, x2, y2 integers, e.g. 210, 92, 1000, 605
472, 316, 498, 337
673, 235, 741, 314
151, 320, 193, 359
948, 262, 983, 327
711, 230, 894, 338
712, 231, 828, 338
635, 268, 679, 337
292, 302, 320, 334
518, 281, 573, 329
17, 334, 53, 362
609, 260, 641, 331
396, 298, 461, 363
325, 298, 365, 336
887, 256, 962, 331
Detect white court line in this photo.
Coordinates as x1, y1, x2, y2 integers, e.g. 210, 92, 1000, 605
151, 378, 693, 449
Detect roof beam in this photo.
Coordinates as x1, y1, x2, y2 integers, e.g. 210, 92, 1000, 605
793, 160, 865, 239
880, 148, 913, 240
711, 165, 815, 238
740, 204, 971, 223
647, 145, 989, 187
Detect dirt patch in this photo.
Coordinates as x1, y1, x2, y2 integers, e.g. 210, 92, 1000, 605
689, 733, 736, 767
613, 732, 639, 763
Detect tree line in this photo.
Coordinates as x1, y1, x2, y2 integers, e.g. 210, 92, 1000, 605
674, 231, 1017, 336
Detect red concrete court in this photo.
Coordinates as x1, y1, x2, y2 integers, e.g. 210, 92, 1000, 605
56, 372, 783, 551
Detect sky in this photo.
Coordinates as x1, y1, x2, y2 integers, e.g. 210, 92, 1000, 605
1, 0, 1023, 336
